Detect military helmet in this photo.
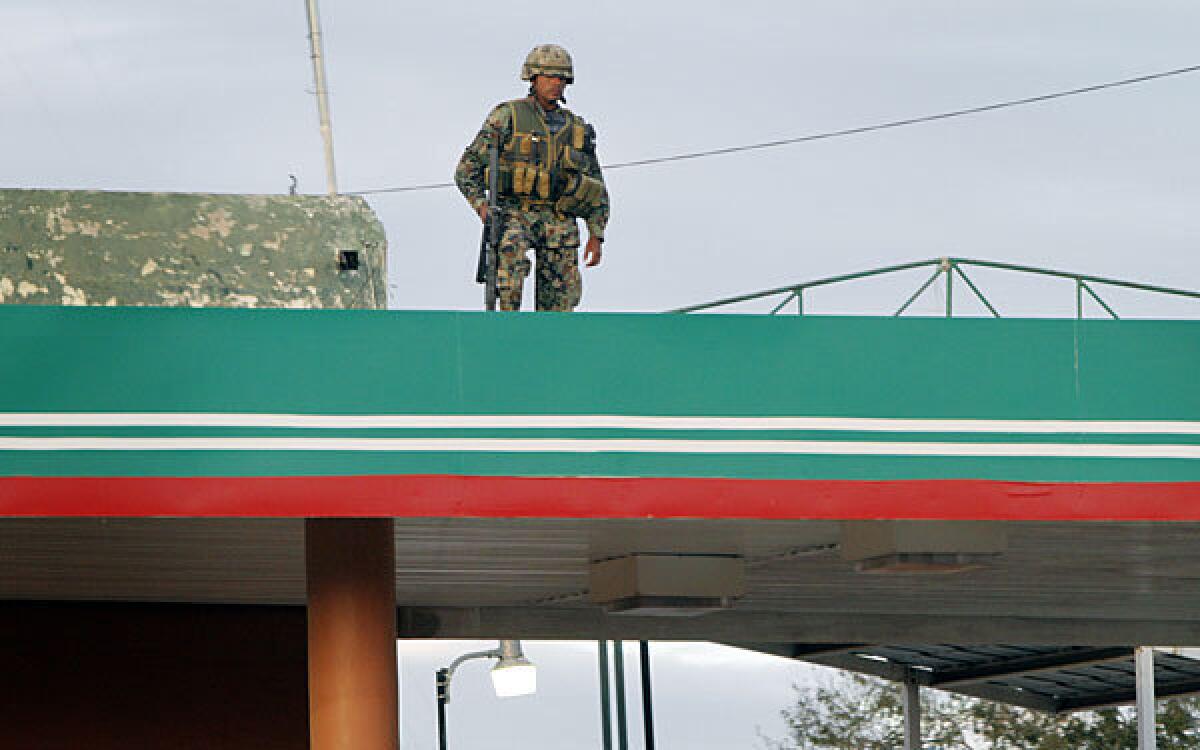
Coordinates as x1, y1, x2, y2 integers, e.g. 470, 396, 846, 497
521, 44, 574, 84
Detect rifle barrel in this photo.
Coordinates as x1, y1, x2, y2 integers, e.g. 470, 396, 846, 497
484, 142, 501, 311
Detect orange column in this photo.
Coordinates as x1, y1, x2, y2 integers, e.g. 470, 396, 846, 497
306, 518, 398, 750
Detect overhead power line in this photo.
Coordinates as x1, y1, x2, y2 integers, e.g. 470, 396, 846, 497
349, 63, 1200, 197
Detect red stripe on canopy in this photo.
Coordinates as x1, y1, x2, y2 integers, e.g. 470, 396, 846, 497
1, 476, 1197, 520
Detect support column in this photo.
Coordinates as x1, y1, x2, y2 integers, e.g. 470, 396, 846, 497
639, 641, 657, 750
902, 675, 922, 750
1136, 647, 1156, 750
598, 641, 613, 750
306, 519, 398, 750
613, 640, 630, 750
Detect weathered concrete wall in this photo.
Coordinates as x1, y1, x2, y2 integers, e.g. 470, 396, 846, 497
0, 189, 386, 309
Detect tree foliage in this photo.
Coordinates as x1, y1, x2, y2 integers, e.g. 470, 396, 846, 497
765, 672, 969, 749
766, 669, 1200, 749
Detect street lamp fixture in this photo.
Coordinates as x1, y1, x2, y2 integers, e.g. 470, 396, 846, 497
490, 639, 537, 697
436, 640, 537, 750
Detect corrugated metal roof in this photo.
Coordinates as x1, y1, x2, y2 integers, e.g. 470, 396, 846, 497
742, 643, 1200, 713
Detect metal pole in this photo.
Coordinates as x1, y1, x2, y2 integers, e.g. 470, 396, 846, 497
953, 265, 1001, 317
434, 646, 505, 750
902, 676, 922, 750
768, 292, 795, 315
436, 668, 449, 750
944, 259, 953, 317
1081, 281, 1121, 319
303, 0, 339, 195
1136, 647, 1157, 750
894, 267, 944, 317
639, 641, 656, 750
613, 641, 629, 750
956, 257, 1200, 301
598, 642, 613, 750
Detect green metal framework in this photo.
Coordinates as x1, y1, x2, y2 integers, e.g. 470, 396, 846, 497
673, 257, 1200, 318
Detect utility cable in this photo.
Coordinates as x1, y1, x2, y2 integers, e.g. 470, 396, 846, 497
348, 63, 1200, 196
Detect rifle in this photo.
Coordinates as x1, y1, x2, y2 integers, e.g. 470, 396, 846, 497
474, 141, 502, 311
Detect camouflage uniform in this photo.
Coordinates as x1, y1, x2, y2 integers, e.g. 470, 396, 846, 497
455, 46, 609, 312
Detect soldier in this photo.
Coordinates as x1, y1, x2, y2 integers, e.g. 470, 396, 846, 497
455, 44, 609, 311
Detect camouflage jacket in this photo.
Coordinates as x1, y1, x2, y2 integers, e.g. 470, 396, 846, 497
455, 98, 610, 241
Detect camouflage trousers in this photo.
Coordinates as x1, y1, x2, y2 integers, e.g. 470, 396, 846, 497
495, 207, 581, 312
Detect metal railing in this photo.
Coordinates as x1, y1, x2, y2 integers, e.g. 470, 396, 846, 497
672, 257, 1200, 318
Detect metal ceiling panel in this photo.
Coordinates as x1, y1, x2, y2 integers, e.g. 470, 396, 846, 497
740, 644, 1200, 713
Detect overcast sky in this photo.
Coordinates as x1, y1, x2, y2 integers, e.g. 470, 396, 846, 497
3, 0, 1199, 317
398, 639, 816, 750
3, 3, 1199, 746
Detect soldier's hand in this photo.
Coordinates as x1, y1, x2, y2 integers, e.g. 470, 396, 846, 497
477, 204, 488, 223
584, 237, 603, 267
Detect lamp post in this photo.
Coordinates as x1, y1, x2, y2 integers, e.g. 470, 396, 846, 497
436, 640, 536, 750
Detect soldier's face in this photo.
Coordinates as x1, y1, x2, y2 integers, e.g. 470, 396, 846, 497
533, 75, 567, 104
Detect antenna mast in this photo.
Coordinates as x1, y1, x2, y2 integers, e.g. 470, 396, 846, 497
304, 0, 339, 195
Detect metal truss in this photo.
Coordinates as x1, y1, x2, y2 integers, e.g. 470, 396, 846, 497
674, 257, 1200, 319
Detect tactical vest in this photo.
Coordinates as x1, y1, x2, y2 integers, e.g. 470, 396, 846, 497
490, 98, 606, 217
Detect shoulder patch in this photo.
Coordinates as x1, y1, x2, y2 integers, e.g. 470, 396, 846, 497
484, 103, 514, 129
